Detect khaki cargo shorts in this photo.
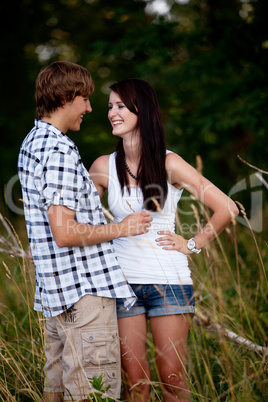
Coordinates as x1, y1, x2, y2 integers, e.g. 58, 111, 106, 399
44, 294, 121, 400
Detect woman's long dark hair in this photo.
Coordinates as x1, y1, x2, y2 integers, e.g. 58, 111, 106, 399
110, 79, 168, 211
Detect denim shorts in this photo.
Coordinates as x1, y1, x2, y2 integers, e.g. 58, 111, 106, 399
116, 284, 195, 318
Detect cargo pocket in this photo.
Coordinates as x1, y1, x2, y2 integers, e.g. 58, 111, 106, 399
81, 328, 118, 367
81, 328, 120, 398
86, 368, 119, 398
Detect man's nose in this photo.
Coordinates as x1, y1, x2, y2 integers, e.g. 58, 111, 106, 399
87, 100, 92, 113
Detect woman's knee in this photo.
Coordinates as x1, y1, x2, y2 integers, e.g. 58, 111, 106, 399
122, 366, 150, 400
160, 362, 187, 388
122, 376, 150, 401
123, 366, 150, 387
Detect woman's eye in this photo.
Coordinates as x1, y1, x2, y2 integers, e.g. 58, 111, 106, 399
108, 104, 125, 110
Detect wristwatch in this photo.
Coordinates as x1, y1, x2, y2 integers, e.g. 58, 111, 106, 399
187, 238, 201, 254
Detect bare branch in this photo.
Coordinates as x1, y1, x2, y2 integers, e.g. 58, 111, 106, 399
194, 310, 268, 354
237, 155, 268, 175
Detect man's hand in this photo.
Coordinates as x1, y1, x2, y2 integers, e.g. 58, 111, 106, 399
119, 211, 152, 237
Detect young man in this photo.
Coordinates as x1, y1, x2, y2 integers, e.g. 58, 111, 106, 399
18, 61, 152, 402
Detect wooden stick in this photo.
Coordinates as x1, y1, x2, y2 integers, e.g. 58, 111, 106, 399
194, 310, 267, 354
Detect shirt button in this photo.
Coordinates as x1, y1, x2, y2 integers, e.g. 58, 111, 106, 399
89, 336, 93, 340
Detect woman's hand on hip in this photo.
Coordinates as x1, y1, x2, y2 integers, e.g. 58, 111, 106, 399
155, 231, 191, 255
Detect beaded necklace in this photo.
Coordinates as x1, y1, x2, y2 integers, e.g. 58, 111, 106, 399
124, 157, 139, 180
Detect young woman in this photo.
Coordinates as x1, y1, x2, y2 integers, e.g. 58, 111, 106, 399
89, 79, 239, 401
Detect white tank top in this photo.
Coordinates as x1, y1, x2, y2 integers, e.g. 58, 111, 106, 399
108, 151, 193, 285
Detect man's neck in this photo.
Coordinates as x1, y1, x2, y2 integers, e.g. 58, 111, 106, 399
42, 109, 67, 134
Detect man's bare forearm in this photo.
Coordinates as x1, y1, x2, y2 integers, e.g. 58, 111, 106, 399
48, 205, 152, 248
57, 220, 128, 247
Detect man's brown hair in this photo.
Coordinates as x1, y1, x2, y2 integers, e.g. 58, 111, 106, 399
35, 61, 94, 119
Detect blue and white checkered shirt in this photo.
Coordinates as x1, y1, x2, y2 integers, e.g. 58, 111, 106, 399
18, 119, 136, 317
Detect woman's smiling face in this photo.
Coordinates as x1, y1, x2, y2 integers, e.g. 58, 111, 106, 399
108, 91, 138, 138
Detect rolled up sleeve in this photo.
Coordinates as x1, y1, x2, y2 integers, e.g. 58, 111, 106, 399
34, 151, 87, 212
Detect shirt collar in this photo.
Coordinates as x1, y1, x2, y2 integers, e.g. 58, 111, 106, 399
34, 119, 76, 149
35, 118, 64, 136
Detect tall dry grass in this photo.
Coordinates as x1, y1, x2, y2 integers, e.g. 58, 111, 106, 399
0, 202, 267, 401
0, 217, 44, 401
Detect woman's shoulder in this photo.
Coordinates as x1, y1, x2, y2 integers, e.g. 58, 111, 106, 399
165, 151, 196, 188
89, 154, 109, 175
165, 150, 186, 167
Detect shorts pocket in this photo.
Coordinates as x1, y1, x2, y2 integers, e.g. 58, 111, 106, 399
81, 328, 118, 366
86, 367, 119, 398
86, 367, 118, 382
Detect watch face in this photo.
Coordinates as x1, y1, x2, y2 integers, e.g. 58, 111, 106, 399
188, 239, 195, 249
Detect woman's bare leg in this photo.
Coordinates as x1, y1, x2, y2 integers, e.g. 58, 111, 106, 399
118, 314, 151, 401
150, 314, 191, 401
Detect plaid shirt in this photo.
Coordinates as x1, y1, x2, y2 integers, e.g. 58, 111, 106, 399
18, 119, 136, 317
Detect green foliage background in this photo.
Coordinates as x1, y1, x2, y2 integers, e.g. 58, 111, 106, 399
1, 0, 267, 224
